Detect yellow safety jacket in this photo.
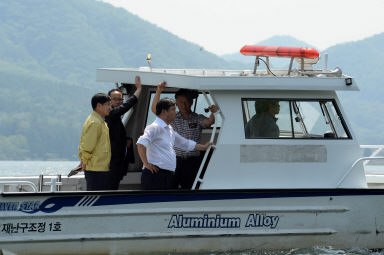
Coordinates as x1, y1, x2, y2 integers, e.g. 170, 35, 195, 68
78, 111, 111, 171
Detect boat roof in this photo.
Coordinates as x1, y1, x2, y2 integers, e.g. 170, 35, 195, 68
96, 67, 358, 91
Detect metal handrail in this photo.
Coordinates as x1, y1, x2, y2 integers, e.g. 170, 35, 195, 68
191, 92, 217, 190
44, 177, 63, 192
0, 181, 38, 193
336, 157, 384, 187
191, 113, 218, 190
360, 145, 384, 149
360, 145, 384, 165
191, 91, 223, 190
192, 144, 216, 190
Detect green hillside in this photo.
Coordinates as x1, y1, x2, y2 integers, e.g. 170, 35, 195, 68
0, 0, 240, 160
323, 33, 384, 144
0, 0, 238, 86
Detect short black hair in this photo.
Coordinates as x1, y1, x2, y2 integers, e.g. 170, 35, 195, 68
175, 89, 198, 104
255, 99, 278, 114
156, 98, 175, 116
91, 93, 111, 110
108, 88, 122, 97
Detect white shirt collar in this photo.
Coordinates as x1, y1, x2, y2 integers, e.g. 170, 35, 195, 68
155, 117, 168, 128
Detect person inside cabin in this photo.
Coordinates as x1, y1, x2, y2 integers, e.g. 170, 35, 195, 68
137, 98, 213, 190
105, 76, 142, 190
151, 82, 218, 189
78, 93, 112, 191
245, 99, 280, 138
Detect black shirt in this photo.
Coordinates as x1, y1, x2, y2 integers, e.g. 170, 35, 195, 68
105, 95, 138, 170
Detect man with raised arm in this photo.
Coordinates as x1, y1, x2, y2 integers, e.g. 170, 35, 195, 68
151, 82, 217, 189
137, 97, 213, 190
105, 76, 142, 190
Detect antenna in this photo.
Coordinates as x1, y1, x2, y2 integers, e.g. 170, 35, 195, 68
146, 54, 152, 71
322, 53, 328, 72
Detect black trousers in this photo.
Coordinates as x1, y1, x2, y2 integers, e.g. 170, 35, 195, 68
174, 156, 202, 189
141, 168, 174, 190
109, 166, 123, 190
84, 170, 111, 191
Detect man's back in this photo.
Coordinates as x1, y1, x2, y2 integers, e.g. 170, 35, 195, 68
245, 113, 279, 138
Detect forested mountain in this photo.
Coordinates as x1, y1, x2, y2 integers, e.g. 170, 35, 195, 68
0, 0, 383, 160
0, 0, 238, 86
221, 35, 316, 66
323, 33, 384, 144
0, 0, 240, 160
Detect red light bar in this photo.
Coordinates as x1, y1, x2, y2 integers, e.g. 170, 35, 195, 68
240, 45, 319, 59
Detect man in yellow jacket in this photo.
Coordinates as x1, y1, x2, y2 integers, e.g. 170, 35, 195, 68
78, 93, 112, 191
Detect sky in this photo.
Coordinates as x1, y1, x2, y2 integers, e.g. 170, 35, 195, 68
102, 0, 384, 55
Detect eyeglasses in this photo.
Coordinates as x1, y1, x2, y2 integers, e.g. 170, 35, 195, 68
112, 98, 123, 102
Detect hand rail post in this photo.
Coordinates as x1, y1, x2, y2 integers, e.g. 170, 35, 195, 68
44, 177, 63, 192
336, 156, 384, 187
191, 91, 221, 190
192, 144, 216, 190
0, 181, 38, 193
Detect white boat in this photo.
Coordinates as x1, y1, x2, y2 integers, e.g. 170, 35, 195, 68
1, 45, 384, 254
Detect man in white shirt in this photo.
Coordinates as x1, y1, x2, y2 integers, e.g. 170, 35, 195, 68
137, 97, 212, 190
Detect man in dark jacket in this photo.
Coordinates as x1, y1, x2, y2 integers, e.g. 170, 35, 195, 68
105, 76, 142, 190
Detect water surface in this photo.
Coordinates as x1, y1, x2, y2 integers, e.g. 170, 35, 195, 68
0, 160, 80, 176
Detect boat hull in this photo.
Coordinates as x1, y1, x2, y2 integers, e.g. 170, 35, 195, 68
1, 189, 384, 254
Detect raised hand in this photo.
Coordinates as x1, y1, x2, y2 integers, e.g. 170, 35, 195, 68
157, 81, 167, 93
135, 76, 142, 90
208, 105, 218, 113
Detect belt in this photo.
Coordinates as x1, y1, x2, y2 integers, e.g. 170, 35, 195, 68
158, 168, 174, 174
144, 167, 174, 174
177, 155, 200, 160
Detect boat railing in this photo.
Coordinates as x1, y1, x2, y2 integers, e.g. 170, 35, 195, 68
360, 145, 384, 165
192, 91, 221, 190
192, 144, 216, 189
337, 157, 384, 188
336, 145, 384, 187
44, 177, 63, 192
0, 181, 38, 193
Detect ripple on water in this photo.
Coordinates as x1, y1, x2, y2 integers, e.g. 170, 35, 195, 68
150, 247, 384, 255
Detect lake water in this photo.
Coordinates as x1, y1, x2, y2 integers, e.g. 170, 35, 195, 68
0, 160, 81, 177
0, 161, 383, 255
134, 247, 384, 255
163, 247, 383, 255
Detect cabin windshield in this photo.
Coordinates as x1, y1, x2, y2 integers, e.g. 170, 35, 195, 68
242, 99, 350, 139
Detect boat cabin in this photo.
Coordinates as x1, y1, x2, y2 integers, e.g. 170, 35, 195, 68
95, 46, 367, 190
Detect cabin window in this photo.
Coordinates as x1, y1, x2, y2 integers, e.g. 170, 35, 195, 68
242, 99, 351, 139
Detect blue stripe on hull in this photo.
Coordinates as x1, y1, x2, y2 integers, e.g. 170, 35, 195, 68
5, 189, 384, 214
